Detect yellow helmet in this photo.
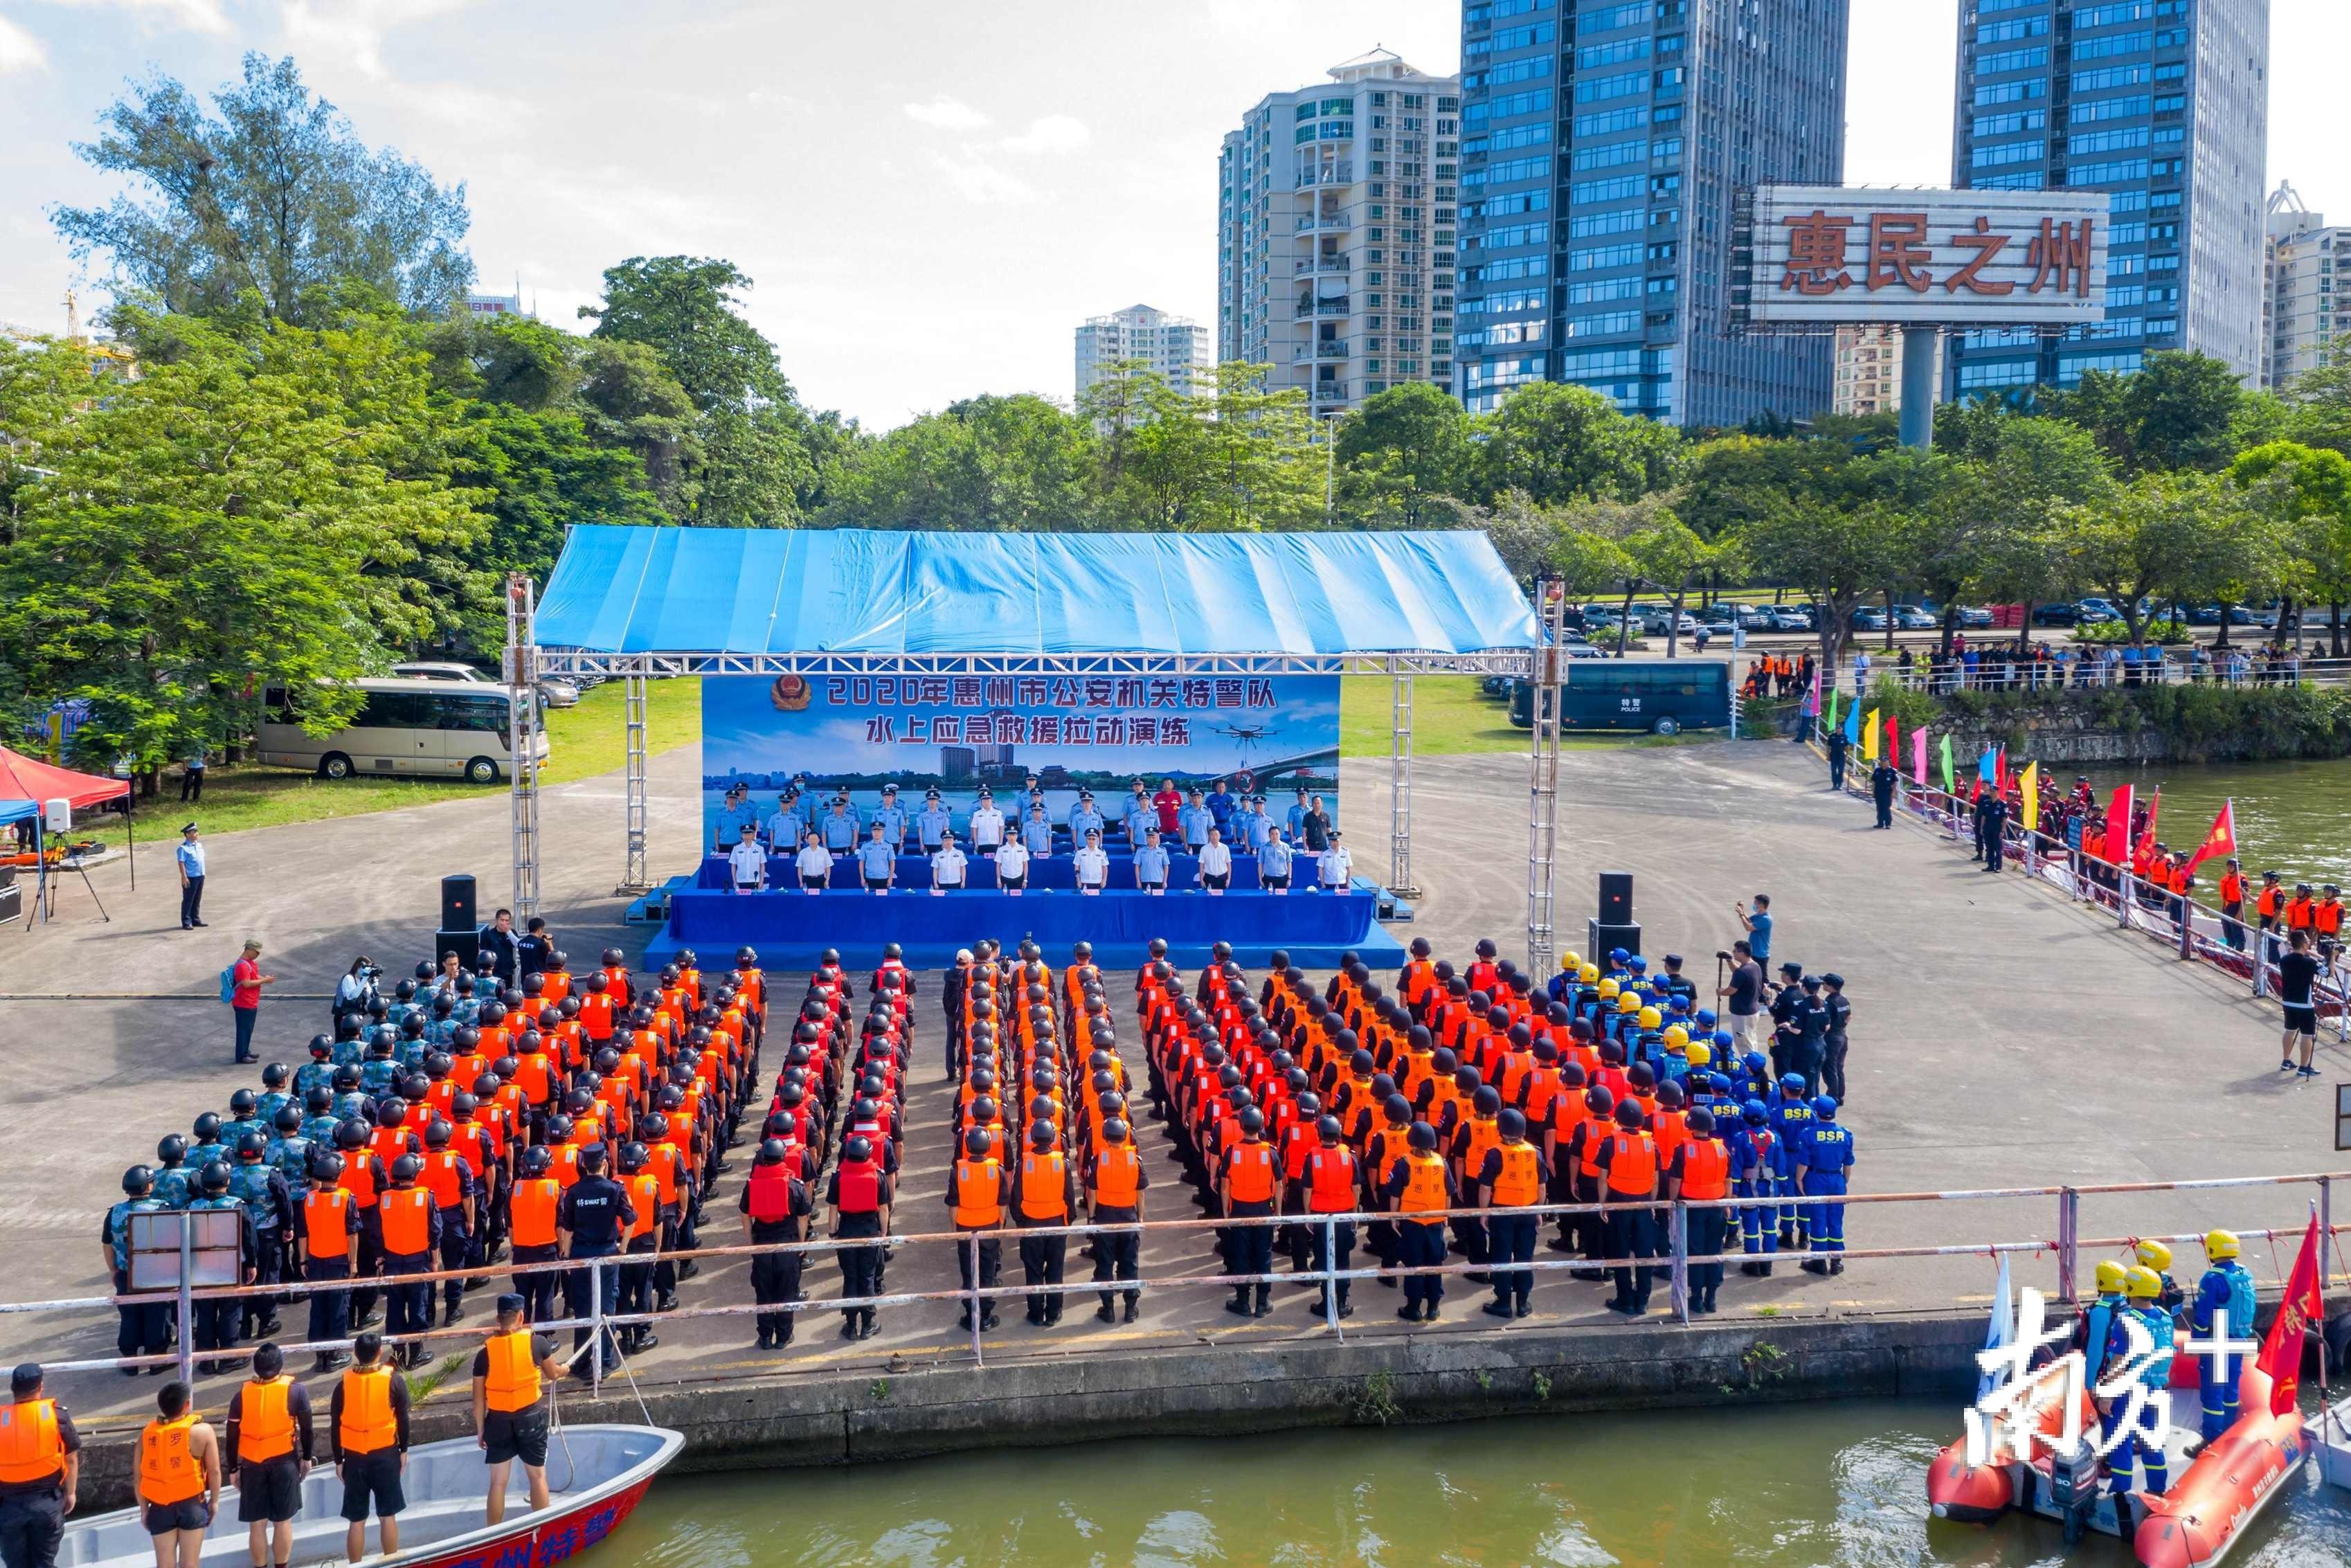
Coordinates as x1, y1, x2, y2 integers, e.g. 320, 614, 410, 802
1664, 1023, 1689, 1047
2093, 1259, 2127, 1295
1686, 1040, 1710, 1067
1579, 964, 1600, 984
1598, 978, 1620, 1000
2134, 1240, 2174, 1274
2123, 1265, 2162, 1301
2203, 1229, 2240, 1261
1561, 951, 1583, 973
1638, 1005, 1663, 1029
1618, 993, 1641, 1014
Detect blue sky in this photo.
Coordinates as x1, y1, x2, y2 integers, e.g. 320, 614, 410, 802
0, 1, 2334, 429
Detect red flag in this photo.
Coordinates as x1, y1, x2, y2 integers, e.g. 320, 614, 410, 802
1884, 713, 1899, 757
2256, 1209, 2323, 1415
2182, 800, 2237, 876
1994, 748, 2009, 793
2133, 788, 2162, 867
2102, 785, 2134, 863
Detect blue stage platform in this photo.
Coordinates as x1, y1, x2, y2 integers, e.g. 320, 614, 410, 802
642, 883, 1401, 973
694, 849, 1339, 894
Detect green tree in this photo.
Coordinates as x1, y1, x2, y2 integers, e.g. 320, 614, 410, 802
2042, 350, 2249, 474
52, 54, 473, 325
820, 394, 1097, 531
0, 307, 487, 773
1478, 381, 1682, 505
1625, 513, 1732, 658
2054, 471, 2259, 648
579, 339, 703, 517
1736, 468, 1922, 671
1936, 415, 2111, 650
1081, 361, 1319, 531
1333, 381, 1479, 525
2231, 440, 2351, 650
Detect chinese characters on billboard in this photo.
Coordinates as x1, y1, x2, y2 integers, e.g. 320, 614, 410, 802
1744, 186, 2110, 328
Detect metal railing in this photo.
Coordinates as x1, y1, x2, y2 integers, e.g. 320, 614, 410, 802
1821, 653, 2351, 695
30, 1175, 2350, 1394
1823, 749, 2351, 1037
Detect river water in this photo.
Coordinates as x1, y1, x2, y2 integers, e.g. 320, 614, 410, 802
598, 1400, 2351, 1567
2075, 760, 2351, 888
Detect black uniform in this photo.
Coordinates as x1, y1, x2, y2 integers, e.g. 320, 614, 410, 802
1825, 729, 1849, 791
557, 1175, 636, 1371
1821, 989, 1853, 1102
1869, 762, 1897, 829
739, 1173, 813, 1345
0, 1398, 78, 1568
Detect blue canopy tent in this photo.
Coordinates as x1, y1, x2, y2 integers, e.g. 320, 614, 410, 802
501, 526, 1555, 968
0, 799, 40, 928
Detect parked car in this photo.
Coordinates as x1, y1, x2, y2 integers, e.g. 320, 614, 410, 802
1560, 637, 1606, 659
1733, 604, 1776, 629
391, 660, 579, 708
1895, 607, 1938, 630
1956, 606, 1994, 629
1768, 605, 1816, 632
2030, 602, 2081, 627
1641, 608, 1700, 638
2074, 602, 2120, 625
1853, 607, 1889, 631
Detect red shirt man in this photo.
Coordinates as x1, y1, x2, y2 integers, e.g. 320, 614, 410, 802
1153, 780, 1183, 835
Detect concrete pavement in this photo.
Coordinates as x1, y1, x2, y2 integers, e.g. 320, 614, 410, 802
4, 724, 2344, 1434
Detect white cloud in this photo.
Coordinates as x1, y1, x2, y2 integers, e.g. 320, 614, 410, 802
1002, 114, 1089, 155
0, 14, 48, 71
279, 0, 474, 79
903, 94, 990, 131
36, 0, 228, 32
931, 151, 1037, 206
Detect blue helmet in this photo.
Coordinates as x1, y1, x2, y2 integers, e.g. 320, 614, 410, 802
1741, 1099, 1768, 1125
1811, 1095, 1838, 1119
1607, 947, 1629, 964
1695, 1009, 1717, 1029
1713, 1029, 1735, 1051
1706, 1072, 1731, 1094
1779, 1073, 1806, 1094
1626, 956, 1648, 973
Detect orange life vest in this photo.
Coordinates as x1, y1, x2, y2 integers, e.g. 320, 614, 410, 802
1397, 1150, 1450, 1215
303, 1187, 354, 1259
1489, 1141, 1542, 1207
952, 1158, 1003, 1227
139, 1413, 202, 1505
1091, 1144, 1142, 1208
1225, 1142, 1276, 1204
337, 1367, 397, 1456
378, 1187, 432, 1256
1678, 1137, 1731, 1201
1018, 1151, 1069, 1220
483, 1330, 541, 1414
510, 1178, 559, 1247
236, 1375, 296, 1463
1604, 1130, 1658, 1198
1306, 1145, 1360, 1212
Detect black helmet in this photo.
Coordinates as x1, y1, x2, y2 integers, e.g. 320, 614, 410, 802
334, 1119, 369, 1151
273, 1106, 303, 1134
1238, 1107, 1265, 1137
424, 1119, 451, 1148
389, 1155, 422, 1184
636, 1112, 669, 1142
756, 1137, 790, 1166
309, 1148, 345, 1182
192, 1112, 223, 1142
399, 1074, 429, 1103
332, 1065, 361, 1094
122, 1164, 154, 1195
309, 1034, 334, 1060
304, 1087, 333, 1115
156, 1133, 189, 1165
520, 1146, 553, 1178
260, 1063, 289, 1089
584, 972, 607, 994
393, 978, 417, 1002
1497, 1108, 1527, 1139
451, 1092, 478, 1120
1407, 1122, 1436, 1151
609, 947, 631, 968
197, 1160, 232, 1193
843, 1135, 874, 1163
425, 1052, 453, 1081
617, 1141, 649, 1173
374, 1100, 404, 1130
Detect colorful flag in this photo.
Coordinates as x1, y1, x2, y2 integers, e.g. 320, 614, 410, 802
2103, 784, 2134, 864
2019, 762, 2039, 834
1826, 687, 1841, 730
1995, 748, 2010, 795
2183, 800, 2236, 876
1862, 708, 1881, 761
1884, 712, 1900, 760
1912, 727, 1928, 786
1978, 746, 1999, 785
2256, 1208, 2324, 1416
1842, 703, 1861, 746
1807, 662, 1822, 717
1938, 735, 1954, 794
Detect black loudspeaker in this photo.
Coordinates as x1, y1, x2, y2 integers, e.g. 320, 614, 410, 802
441, 874, 478, 932
1598, 871, 1634, 926
435, 929, 480, 968
1588, 919, 1641, 962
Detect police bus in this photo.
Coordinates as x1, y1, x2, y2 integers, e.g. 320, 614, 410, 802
257, 678, 548, 783
1511, 659, 1732, 735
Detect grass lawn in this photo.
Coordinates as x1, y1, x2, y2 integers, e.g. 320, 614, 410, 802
133, 679, 703, 840
1339, 675, 1724, 758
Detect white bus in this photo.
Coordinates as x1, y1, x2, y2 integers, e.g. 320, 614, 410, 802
257, 678, 548, 784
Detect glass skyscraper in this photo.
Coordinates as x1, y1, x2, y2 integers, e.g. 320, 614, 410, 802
1947, 0, 2269, 398
1452, 0, 1848, 426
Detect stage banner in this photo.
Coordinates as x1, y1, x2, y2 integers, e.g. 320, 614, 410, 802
701, 674, 1342, 849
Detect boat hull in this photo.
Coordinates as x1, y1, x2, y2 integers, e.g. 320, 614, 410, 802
2132, 1371, 2306, 1568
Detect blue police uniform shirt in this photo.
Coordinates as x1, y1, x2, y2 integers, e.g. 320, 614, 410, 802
1124, 800, 1155, 842
177, 840, 207, 877
874, 802, 908, 844
1069, 805, 1104, 842
1259, 839, 1293, 878
1287, 802, 1310, 838
1135, 844, 1171, 884
822, 810, 861, 850
1206, 791, 1235, 831
856, 840, 895, 879
1179, 806, 1212, 847
915, 806, 952, 848
1241, 809, 1272, 850
1021, 816, 1054, 856
764, 809, 803, 849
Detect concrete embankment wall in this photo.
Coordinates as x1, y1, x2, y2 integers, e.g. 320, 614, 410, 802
69, 1312, 1988, 1507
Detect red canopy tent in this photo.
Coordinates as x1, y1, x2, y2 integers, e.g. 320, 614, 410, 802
0, 745, 136, 921
0, 745, 132, 809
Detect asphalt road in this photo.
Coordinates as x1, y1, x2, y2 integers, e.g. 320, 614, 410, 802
6, 728, 2343, 1428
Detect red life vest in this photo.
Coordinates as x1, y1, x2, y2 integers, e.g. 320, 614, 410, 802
746, 1162, 798, 1223
834, 1159, 881, 1214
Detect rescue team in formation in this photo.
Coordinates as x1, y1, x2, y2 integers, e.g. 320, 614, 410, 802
0, 1298, 570, 1568
100, 940, 766, 1380
1132, 937, 1857, 1322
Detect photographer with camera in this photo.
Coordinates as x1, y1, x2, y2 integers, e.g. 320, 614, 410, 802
332, 958, 379, 1029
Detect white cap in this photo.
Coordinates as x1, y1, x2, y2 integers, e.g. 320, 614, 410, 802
955, 948, 974, 964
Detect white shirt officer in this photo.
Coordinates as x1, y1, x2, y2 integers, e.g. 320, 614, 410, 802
969, 798, 1006, 852
728, 835, 767, 892
1073, 833, 1110, 893
995, 840, 1031, 891
1317, 833, 1353, 890
794, 834, 832, 892
932, 837, 970, 891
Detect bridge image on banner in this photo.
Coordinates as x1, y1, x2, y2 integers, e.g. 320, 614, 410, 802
700, 673, 1340, 849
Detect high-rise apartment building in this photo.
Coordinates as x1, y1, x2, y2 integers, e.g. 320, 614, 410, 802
2260, 182, 2344, 390
1946, 0, 2269, 399
1216, 49, 1461, 415
1832, 325, 1944, 417
1452, 0, 1847, 426
1074, 304, 1213, 404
